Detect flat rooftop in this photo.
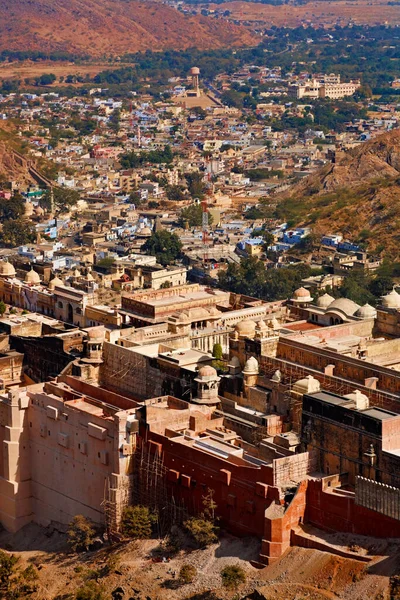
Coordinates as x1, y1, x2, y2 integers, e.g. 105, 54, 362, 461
307, 391, 399, 419
134, 288, 228, 309
158, 348, 212, 369
362, 407, 398, 420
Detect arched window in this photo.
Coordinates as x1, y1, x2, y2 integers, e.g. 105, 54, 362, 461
58, 301, 63, 309
67, 303, 73, 323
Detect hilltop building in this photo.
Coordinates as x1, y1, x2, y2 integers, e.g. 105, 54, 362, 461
296, 76, 360, 100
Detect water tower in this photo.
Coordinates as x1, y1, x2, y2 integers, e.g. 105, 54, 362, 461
189, 66, 200, 97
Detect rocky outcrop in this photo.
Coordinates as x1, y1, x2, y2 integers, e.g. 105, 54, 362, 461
288, 129, 400, 197
277, 129, 400, 256
0, 142, 34, 183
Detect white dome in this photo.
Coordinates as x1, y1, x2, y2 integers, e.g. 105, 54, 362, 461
140, 227, 152, 236
197, 365, 218, 379
48, 275, 63, 290
326, 297, 360, 316
316, 293, 335, 308
228, 355, 241, 367
235, 319, 256, 337
0, 261, 16, 277
381, 289, 400, 309
291, 287, 313, 303
243, 356, 259, 375
25, 268, 40, 284
293, 375, 321, 395
355, 303, 377, 319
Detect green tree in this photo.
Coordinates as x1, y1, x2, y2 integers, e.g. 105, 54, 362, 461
129, 191, 144, 207
339, 271, 375, 306
179, 564, 197, 584
296, 233, 319, 253
212, 343, 223, 360
141, 231, 182, 266
0, 194, 26, 220
211, 343, 225, 372
109, 108, 121, 133
0, 219, 36, 247
261, 231, 274, 250
40, 188, 80, 213
121, 505, 154, 539
185, 173, 206, 199
36, 73, 56, 86
96, 257, 116, 271
218, 256, 266, 298
67, 515, 96, 552
178, 204, 213, 228
221, 89, 243, 108
368, 275, 393, 298
120, 146, 173, 168
220, 565, 246, 590
165, 185, 186, 201
0, 301, 6, 316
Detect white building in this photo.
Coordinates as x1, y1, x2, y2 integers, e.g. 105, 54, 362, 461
297, 79, 360, 100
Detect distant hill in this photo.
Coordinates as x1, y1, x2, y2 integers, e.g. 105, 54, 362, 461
276, 129, 400, 256
0, 0, 253, 56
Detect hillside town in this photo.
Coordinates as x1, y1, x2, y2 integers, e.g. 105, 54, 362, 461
1, 49, 400, 599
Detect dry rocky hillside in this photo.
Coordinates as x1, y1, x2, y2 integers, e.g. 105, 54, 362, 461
276, 129, 400, 256
0, 0, 253, 56
0, 523, 400, 600
0, 142, 33, 185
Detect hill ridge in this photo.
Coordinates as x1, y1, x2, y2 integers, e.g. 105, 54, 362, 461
0, 0, 254, 56
276, 129, 400, 256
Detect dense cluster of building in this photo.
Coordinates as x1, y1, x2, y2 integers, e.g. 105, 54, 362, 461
1, 265, 400, 563
0, 61, 399, 568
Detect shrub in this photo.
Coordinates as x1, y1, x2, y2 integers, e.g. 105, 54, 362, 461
179, 564, 197, 584
67, 515, 96, 552
75, 581, 105, 600
184, 517, 218, 548
121, 505, 153, 539
0, 550, 19, 587
220, 565, 246, 590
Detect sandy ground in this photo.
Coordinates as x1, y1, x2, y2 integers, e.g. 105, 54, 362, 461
172, 94, 219, 109
0, 61, 122, 83
0, 523, 399, 599
212, 0, 400, 27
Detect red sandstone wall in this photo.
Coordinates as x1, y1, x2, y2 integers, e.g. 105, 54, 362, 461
261, 480, 308, 564
59, 375, 139, 410
306, 479, 400, 538
144, 432, 279, 538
